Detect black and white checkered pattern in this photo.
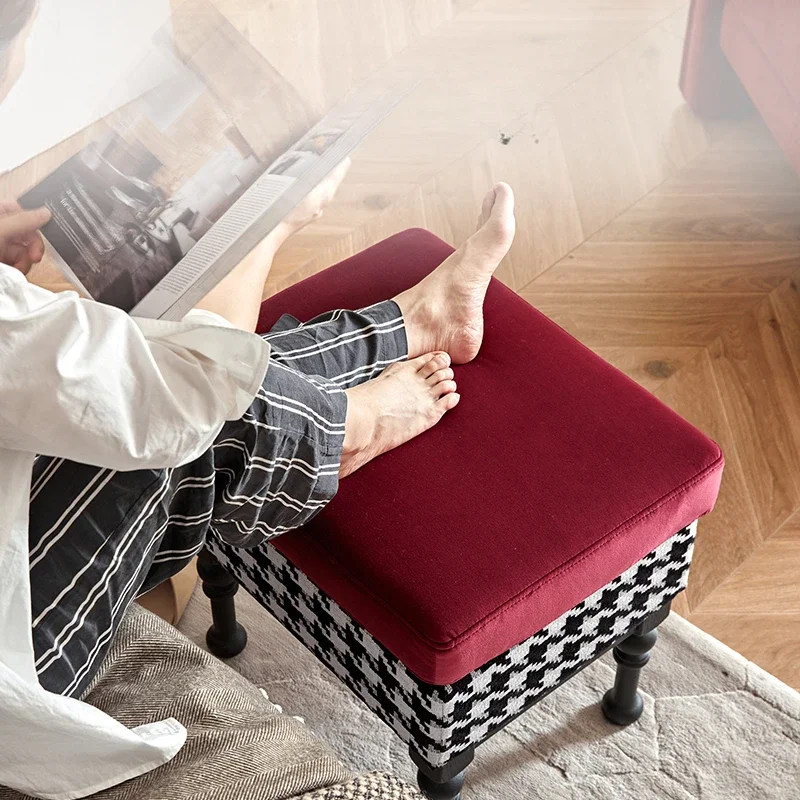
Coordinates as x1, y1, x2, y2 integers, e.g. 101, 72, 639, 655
210, 522, 696, 768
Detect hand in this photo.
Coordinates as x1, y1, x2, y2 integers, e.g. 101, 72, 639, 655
0, 201, 52, 274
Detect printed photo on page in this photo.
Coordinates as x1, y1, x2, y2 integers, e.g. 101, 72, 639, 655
20, 0, 408, 318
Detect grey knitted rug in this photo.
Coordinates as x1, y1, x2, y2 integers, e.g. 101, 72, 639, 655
180, 589, 800, 799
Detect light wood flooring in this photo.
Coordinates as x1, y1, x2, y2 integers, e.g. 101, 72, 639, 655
4, 0, 799, 687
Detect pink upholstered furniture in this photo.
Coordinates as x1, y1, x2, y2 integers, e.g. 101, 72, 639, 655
201, 230, 724, 799
681, 0, 800, 175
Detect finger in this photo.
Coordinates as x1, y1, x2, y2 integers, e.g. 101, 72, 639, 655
11, 248, 33, 274
28, 235, 46, 263
4, 242, 25, 264
0, 207, 52, 239
0, 200, 23, 216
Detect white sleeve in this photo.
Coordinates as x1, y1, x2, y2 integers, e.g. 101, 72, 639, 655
0, 269, 269, 470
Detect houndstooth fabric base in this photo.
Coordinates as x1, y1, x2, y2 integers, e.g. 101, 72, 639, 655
210, 522, 696, 769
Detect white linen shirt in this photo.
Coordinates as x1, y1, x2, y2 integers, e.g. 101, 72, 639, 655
0, 263, 270, 800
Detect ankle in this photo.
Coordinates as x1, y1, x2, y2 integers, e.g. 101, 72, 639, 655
394, 290, 435, 359
340, 388, 380, 478
343, 387, 376, 459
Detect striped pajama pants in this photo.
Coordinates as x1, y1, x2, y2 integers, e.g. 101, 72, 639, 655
29, 300, 407, 699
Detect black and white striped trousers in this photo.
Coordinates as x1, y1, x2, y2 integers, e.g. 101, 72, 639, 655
29, 300, 407, 699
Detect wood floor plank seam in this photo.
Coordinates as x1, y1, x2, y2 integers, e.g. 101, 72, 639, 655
516, 147, 790, 297
510, 1, 689, 121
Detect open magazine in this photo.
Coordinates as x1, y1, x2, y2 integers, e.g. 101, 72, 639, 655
20, 0, 405, 321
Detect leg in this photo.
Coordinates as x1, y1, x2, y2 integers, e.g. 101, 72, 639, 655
191, 303, 411, 656
28, 343, 452, 688
198, 315, 460, 651
263, 300, 410, 387
193, 303, 462, 654
28, 340, 358, 688
28, 457, 213, 697
197, 547, 247, 658
199, 187, 517, 646
262, 183, 516, 375
196, 158, 352, 332
258, 185, 518, 475
410, 747, 474, 800
206, 301, 411, 551
29, 186, 517, 690
28, 343, 352, 687
601, 602, 671, 725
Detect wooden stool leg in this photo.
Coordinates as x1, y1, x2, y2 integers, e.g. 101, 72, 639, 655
602, 603, 670, 725
197, 548, 248, 658
601, 629, 657, 725
410, 746, 474, 800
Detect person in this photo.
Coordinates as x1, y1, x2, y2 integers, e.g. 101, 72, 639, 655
0, 1, 516, 797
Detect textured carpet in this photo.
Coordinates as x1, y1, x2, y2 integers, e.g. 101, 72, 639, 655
180, 589, 800, 799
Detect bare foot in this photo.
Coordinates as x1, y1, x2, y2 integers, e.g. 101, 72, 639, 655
340, 352, 459, 477
394, 182, 515, 363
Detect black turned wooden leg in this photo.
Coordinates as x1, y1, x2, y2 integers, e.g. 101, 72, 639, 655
601, 602, 670, 726
410, 746, 474, 800
601, 628, 657, 725
197, 548, 247, 658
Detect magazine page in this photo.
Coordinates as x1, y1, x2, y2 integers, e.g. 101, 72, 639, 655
132, 83, 408, 321
19, 0, 313, 312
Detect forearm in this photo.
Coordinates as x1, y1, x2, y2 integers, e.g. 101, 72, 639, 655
0, 272, 269, 469
192, 160, 352, 330
194, 223, 291, 332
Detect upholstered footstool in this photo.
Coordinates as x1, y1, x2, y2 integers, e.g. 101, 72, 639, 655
200, 230, 724, 800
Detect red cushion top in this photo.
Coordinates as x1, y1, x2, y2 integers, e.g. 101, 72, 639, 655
258, 230, 723, 685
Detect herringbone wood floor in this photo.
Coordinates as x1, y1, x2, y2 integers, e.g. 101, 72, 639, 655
4, 0, 798, 687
